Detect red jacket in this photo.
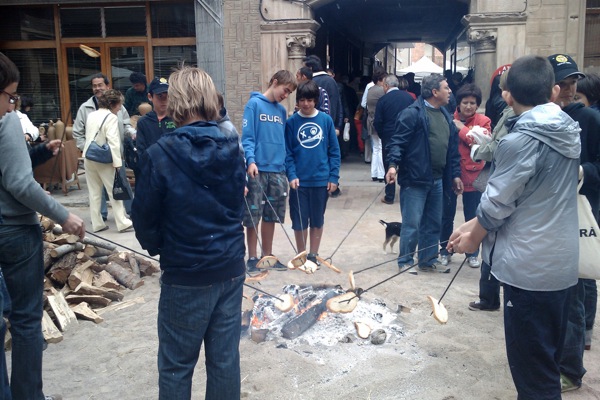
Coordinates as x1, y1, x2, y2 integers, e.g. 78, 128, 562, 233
453, 111, 491, 192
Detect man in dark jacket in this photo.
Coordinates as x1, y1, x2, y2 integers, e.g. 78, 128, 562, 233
374, 74, 414, 204
132, 67, 246, 399
548, 53, 600, 393
385, 73, 462, 273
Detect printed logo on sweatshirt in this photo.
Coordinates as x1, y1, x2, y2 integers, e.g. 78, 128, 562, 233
258, 114, 284, 125
297, 122, 323, 149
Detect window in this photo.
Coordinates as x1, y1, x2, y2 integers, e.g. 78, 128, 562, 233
153, 46, 197, 78
0, 6, 54, 41
60, 8, 102, 38
105, 7, 146, 37
61, 6, 146, 38
151, 2, 196, 38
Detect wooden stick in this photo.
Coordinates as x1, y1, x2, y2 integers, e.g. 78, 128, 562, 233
50, 242, 84, 258
104, 262, 144, 290
83, 245, 114, 258
73, 282, 124, 302
82, 236, 117, 251
126, 252, 140, 277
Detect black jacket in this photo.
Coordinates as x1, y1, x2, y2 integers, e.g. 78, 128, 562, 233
132, 121, 246, 286
373, 89, 414, 144
135, 111, 176, 156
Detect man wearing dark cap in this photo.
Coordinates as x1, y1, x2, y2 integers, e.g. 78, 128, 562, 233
548, 53, 600, 393
124, 72, 148, 115
135, 77, 176, 161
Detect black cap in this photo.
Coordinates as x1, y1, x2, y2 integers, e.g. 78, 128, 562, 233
148, 77, 168, 95
547, 54, 586, 83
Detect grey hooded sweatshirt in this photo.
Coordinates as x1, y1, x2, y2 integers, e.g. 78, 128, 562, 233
477, 102, 581, 291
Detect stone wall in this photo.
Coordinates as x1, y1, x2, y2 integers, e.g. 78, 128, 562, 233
223, 0, 263, 129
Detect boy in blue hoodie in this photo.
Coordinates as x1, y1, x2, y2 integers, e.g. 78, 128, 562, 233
285, 80, 341, 264
241, 70, 297, 272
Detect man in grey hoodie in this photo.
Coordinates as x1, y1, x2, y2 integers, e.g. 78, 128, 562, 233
449, 55, 581, 400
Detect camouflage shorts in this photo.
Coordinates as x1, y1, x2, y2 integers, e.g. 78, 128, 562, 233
243, 171, 288, 226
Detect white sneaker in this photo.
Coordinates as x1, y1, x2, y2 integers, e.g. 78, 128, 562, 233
440, 255, 451, 266
468, 256, 480, 268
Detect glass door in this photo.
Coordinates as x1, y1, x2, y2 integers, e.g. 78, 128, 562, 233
64, 43, 147, 123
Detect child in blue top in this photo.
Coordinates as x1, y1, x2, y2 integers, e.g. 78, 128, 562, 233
285, 80, 341, 264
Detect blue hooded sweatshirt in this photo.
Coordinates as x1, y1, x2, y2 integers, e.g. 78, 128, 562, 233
241, 91, 287, 173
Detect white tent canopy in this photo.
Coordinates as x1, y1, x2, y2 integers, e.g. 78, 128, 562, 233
398, 56, 468, 81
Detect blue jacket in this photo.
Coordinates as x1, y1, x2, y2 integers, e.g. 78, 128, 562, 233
132, 121, 246, 286
386, 96, 460, 188
135, 111, 177, 157
373, 88, 414, 144
285, 111, 341, 187
241, 92, 287, 173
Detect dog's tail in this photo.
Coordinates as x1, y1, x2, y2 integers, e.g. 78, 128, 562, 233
379, 219, 387, 227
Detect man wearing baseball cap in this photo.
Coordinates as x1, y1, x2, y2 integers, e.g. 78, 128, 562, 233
548, 53, 600, 393
135, 77, 176, 162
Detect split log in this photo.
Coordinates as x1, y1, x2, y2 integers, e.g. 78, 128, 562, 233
82, 236, 116, 251
135, 255, 160, 277
70, 302, 104, 323
43, 232, 56, 242
48, 252, 79, 285
51, 233, 79, 245
93, 256, 109, 264
67, 260, 95, 289
65, 294, 111, 308
281, 291, 338, 339
73, 282, 124, 302
50, 242, 84, 258
104, 262, 144, 290
43, 248, 54, 270
126, 253, 140, 277
93, 270, 121, 290
46, 288, 78, 331
40, 216, 55, 231
95, 296, 145, 315
83, 245, 114, 258
107, 253, 131, 270
41, 310, 63, 343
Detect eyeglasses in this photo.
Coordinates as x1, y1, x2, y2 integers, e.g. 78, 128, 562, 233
2, 90, 20, 105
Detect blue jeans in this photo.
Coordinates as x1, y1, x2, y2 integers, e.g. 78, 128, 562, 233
101, 188, 132, 218
504, 284, 570, 400
398, 179, 443, 267
583, 278, 597, 331
478, 261, 501, 309
0, 269, 11, 400
559, 279, 586, 385
0, 224, 45, 400
158, 273, 244, 400
440, 189, 481, 258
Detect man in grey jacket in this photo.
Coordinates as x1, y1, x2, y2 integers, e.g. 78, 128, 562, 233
1, 111, 85, 400
449, 55, 581, 399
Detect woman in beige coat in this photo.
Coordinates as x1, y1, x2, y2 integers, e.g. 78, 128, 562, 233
83, 89, 132, 232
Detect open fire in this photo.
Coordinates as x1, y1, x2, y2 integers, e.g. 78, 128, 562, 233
243, 284, 405, 346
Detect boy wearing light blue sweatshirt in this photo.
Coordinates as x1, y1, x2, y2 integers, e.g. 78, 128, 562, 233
241, 70, 297, 272
285, 80, 341, 265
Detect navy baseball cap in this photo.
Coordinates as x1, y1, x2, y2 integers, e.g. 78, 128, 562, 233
547, 54, 586, 83
148, 77, 169, 94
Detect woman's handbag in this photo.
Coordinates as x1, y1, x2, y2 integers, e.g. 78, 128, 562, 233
577, 178, 600, 280
472, 163, 491, 192
112, 167, 133, 201
85, 114, 112, 164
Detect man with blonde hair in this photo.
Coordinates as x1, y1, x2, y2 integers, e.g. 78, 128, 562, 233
132, 67, 246, 400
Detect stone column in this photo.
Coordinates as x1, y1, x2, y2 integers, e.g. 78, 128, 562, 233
468, 28, 498, 104
286, 32, 316, 75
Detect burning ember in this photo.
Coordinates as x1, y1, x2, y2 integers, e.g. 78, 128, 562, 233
243, 284, 405, 346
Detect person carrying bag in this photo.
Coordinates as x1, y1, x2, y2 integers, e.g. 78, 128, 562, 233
84, 114, 112, 164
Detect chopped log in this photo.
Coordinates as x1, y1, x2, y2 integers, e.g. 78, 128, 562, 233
82, 236, 116, 251
93, 270, 121, 290
126, 253, 140, 277
104, 262, 144, 290
40, 216, 55, 232
46, 288, 78, 331
107, 253, 131, 270
83, 245, 114, 258
43, 248, 54, 271
50, 242, 84, 258
67, 260, 95, 289
93, 256, 109, 264
43, 241, 58, 250
96, 296, 145, 315
135, 255, 160, 277
65, 294, 111, 308
70, 302, 104, 323
43, 232, 56, 242
51, 225, 64, 235
51, 233, 79, 245
41, 310, 63, 343
48, 252, 79, 285
73, 282, 124, 302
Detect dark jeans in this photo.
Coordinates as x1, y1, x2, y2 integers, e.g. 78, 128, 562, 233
583, 278, 597, 331
158, 273, 244, 400
0, 269, 11, 400
504, 284, 570, 400
478, 261, 501, 309
398, 179, 443, 267
0, 224, 45, 400
559, 279, 586, 385
101, 187, 132, 218
381, 137, 396, 202
440, 189, 481, 257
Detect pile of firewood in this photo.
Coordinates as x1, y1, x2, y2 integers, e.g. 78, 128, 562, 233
38, 216, 159, 344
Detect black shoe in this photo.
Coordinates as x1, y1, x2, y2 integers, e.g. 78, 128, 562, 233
267, 256, 288, 271
372, 177, 378, 182
468, 300, 500, 311
330, 188, 342, 198
381, 197, 393, 205
246, 257, 259, 274
102, 216, 108, 222
307, 253, 321, 267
